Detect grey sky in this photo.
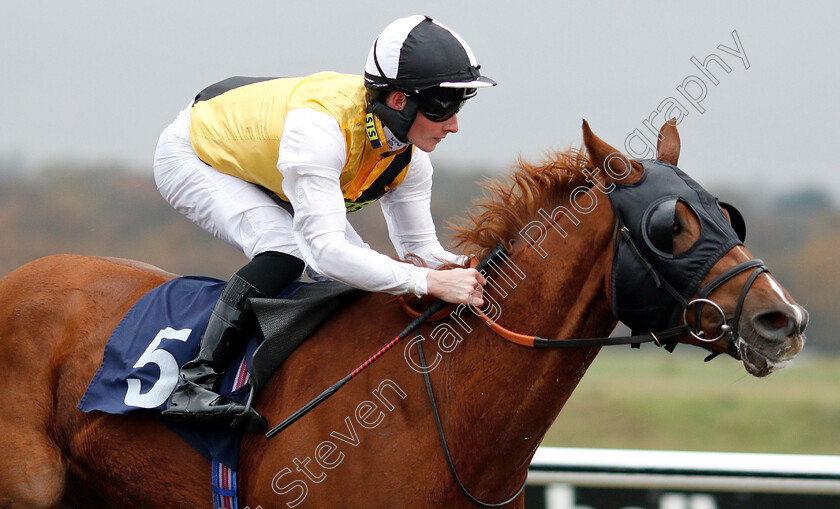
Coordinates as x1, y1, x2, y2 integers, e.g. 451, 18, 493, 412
2, 1, 837, 202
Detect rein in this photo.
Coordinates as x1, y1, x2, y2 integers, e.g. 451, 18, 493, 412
402, 243, 689, 350
415, 331, 527, 507
460, 237, 767, 357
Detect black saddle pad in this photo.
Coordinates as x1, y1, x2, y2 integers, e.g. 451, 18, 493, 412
249, 281, 361, 392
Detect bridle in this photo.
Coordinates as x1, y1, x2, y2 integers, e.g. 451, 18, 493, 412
687, 257, 768, 359
412, 161, 769, 507
617, 227, 769, 359
413, 238, 768, 507
407, 240, 768, 354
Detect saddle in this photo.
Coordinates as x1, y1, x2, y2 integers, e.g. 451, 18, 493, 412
249, 281, 361, 392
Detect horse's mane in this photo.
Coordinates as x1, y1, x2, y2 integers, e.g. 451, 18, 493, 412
450, 147, 593, 260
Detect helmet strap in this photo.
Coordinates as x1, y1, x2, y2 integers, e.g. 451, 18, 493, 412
368, 98, 418, 145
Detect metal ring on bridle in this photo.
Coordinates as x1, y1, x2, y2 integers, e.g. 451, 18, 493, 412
683, 298, 731, 343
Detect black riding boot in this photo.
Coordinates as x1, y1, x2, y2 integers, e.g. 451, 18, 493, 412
162, 252, 304, 433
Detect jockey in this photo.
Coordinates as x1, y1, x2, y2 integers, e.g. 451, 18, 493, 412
153, 15, 495, 432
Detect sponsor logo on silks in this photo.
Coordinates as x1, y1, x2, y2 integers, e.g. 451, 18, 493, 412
345, 199, 377, 213
365, 108, 382, 149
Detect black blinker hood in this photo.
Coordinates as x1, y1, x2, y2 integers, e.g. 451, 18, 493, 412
608, 159, 744, 333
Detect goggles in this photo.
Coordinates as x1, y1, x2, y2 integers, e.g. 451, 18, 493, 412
409, 88, 476, 122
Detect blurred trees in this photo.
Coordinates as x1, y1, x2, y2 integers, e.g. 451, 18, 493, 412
0, 164, 245, 279
0, 163, 835, 351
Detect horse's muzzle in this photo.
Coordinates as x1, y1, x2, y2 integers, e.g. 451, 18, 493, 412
738, 303, 807, 377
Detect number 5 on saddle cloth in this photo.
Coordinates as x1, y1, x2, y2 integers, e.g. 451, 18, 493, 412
78, 275, 359, 468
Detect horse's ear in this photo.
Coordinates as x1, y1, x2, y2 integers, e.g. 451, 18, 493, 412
656, 118, 681, 166
582, 119, 643, 184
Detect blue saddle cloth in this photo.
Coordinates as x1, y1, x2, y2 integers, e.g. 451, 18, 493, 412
78, 275, 258, 469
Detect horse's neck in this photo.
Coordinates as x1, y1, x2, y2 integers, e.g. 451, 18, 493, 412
441, 199, 617, 496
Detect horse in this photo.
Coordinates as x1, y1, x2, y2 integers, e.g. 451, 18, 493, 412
0, 120, 806, 508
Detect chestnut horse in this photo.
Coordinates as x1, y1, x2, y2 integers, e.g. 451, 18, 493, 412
0, 121, 805, 508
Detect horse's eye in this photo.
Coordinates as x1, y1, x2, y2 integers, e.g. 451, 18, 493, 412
644, 198, 678, 255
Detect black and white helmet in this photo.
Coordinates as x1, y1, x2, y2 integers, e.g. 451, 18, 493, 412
364, 15, 496, 98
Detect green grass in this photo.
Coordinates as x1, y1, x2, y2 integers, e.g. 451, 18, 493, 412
542, 347, 840, 455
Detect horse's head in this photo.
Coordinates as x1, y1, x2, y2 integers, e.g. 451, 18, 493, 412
582, 119, 807, 377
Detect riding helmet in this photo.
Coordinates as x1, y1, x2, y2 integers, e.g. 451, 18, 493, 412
364, 15, 496, 141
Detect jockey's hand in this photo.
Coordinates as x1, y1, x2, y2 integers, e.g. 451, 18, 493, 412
426, 268, 486, 307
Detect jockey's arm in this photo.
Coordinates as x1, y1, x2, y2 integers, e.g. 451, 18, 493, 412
379, 149, 465, 267
380, 149, 486, 306
278, 108, 484, 305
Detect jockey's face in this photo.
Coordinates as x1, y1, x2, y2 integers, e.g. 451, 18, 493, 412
389, 92, 459, 152
406, 108, 458, 152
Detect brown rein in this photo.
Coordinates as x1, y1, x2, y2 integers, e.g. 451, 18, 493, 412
398, 245, 688, 350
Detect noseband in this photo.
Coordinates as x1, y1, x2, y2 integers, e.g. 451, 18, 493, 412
687, 258, 769, 358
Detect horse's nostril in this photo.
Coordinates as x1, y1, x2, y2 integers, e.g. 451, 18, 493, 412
754, 310, 794, 337
765, 312, 788, 330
